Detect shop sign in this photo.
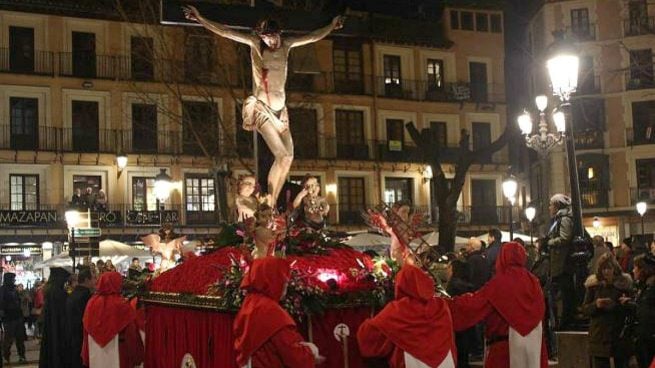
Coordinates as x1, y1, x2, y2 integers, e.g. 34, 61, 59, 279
126, 210, 179, 225
0, 211, 59, 227
0, 246, 43, 255
586, 225, 619, 247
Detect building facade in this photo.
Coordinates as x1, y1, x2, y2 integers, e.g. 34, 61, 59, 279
0, 0, 508, 261
528, 0, 655, 246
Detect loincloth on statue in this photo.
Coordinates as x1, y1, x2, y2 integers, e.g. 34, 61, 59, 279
242, 96, 289, 133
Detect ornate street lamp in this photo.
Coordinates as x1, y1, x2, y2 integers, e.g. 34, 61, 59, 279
525, 205, 536, 246
518, 96, 566, 156
502, 175, 518, 239
65, 209, 80, 271
637, 200, 648, 239
546, 32, 585, 241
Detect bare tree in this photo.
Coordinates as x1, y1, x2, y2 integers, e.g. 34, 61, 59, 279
406, 122, 514, 252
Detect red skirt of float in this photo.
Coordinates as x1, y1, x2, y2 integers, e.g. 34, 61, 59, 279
143, 246, 384, 368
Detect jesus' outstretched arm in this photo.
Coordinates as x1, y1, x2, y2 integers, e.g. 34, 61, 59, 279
183, 5, 257, 46
288, 15, 345, 48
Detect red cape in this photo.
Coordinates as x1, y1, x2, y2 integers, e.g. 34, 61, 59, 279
483, 242, 545, 336
368, 264, 455, 367
233, 257, 296, 367
83, 272, 136, 347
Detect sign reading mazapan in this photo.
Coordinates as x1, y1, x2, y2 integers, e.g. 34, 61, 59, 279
0, 211, 59, 227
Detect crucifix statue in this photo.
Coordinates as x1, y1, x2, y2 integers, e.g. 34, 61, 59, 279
183, 5, 344, 207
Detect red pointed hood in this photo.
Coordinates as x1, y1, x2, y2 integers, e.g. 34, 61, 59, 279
233, 257, 295, 366
368, 265, 455, 367
485, 242, 545, 336
83, 272, 136, 347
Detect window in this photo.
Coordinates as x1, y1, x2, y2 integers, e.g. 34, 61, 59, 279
578, 154, 609, 207
469, 62, 488, 102
384, 177, 413, 205
383, 55, 402, 97
9, 26, 34, 73
570, 8, 591, 39
637, 158, 655, 189
131, 36, 154, 81
73, 175, 101, 194
132, 104, 158, 152
471, 179, 498, 224
461, 11, 474, 30
289, 108, 318, 158
386, 119, 404, 152
335, 109, 366, 159
629, 49, 654, 89
631, 100, 655, 145
333, 40, 363, 94
338, 177, 365, 224
430, 121, 448, 147
628, 1, 649, 36
185, 175, 216, 224
10, 97, 38, 150
476, 13, 489, 32
577, 56, 596, 94
472, 122, 492, 162
490, 14, 502, 33
450, 10, 460, 29
72, 32, 96, 78
72, 100, 99, 152
426, 59, 444, 90
182, 101, 218, 156
132, 177, 157, 211
185, 35, 215, 83
10, 174, 38, 210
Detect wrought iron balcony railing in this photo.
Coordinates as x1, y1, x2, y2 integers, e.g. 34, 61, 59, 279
624, 17, 655, 37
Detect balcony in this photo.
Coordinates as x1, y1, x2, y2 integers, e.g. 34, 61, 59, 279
374, 77, 505, 103
626, 72, 655, 90
580, 182, 609, 208
0, 48, 54, 75
566, 23, 596, 42
574, 129, 604, 149
624, 17, 655, 37
631, 187, 655, 205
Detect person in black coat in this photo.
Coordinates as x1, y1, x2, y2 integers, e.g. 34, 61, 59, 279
463, 237, 490, 291
0, 273, 27, 364
621, 254, 655, 368
66, 267, 96, 368
39, 267, 72, 368
446, 259, 475, 368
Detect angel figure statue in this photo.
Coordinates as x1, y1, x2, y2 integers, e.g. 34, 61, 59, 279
183, 5, 344, 207
252, 203, 285, 259
235, 174, 259, 221
292, 175, 330, 230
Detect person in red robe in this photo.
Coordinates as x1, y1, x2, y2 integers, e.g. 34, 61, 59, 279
448, 242, 547, 368
82, 272, 144, 368
357, 264, 456, 368
233, 256, 322, 368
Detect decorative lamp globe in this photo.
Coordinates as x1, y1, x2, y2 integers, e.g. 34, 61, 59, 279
636, 201, 648, 216
525, 206, 536, 222
154, 168, 173, 202
502, 176, 518, 200
518, 112, 533, 135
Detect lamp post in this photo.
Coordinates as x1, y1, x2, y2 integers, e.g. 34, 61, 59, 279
637, 200, 647, 239
502, 175, 518, 239
65, 209, 80, 271
525, 205, 536, 246
546, 32, 585, 240
154, 168, 173, 225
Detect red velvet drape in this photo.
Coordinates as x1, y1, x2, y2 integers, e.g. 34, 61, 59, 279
146, 305, 371, 368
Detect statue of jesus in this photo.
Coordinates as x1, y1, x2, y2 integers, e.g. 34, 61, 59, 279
183, 5, 344, 207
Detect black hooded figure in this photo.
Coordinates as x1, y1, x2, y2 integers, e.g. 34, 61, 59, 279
66, 267, 94, 368
39, 267, 71, 368
0, 272, 27, 364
